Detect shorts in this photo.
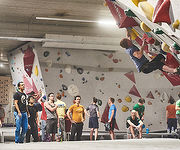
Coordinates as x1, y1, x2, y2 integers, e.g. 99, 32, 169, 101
140, 54, 165, 74
110, 118, 115, 131
89, 117, 99, 129
46, 118, 57, 134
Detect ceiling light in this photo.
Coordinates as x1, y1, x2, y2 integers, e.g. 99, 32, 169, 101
36, 17, 116, 26
0, 63, 4, 68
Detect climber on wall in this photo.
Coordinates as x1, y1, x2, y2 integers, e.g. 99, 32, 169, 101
120, 31, 180, 74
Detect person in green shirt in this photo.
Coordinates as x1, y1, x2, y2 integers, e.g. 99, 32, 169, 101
126, 110, 143, 139
133, 98, 145, 120
175, 92, 180, 139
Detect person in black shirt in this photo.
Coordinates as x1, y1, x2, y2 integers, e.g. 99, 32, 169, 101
86, 97, 100, 140
126, 110, 143, 139
14, 81, 28, 143
26, 96, 39, 143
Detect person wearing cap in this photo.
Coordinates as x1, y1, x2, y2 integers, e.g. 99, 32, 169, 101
126, 110, 144, 139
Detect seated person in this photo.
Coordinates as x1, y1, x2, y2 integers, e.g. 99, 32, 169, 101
126, 110, 143, 139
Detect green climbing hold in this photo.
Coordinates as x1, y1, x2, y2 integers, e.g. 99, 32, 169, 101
173, 43, 180, 50
124, 9, 137, 17
153, 28, 164, 34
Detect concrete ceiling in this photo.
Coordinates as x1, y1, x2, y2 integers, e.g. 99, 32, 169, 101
0, 0, 126, 76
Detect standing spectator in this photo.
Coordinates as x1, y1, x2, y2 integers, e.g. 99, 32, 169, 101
67, 95, 85, 141
126, 110, 143, 139
38, 95, 47, 142
26, 96, 39, 142
175, 92, 180, 138
166, 96, 177, 133
0, 104, 5, 127
55, 93, 66, 141
13, 81, 28, 143
45, 93, 58, 141
86, 97, 100, 141
108, 97, 117, 140
133, 98, 145, 120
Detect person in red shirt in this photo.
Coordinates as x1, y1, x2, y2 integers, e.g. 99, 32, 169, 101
166, 96, 177, 133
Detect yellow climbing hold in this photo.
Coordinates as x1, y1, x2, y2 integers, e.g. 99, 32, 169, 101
172, 19, 180, 29
103, 2, 108, 7
139, 1, 154, 21
161, 42, 170, 53
122, 105, 129, 112
125, 96, 132, 102
128, 28, 139, 40
131, 0, 147, 7
34, 65, 39, 76
140, 22, 151, 32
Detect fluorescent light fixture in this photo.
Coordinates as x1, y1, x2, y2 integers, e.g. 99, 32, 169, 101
36, 17, 116, 26
98, 20, 116, 25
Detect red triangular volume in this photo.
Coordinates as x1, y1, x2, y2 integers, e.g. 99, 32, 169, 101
101, 103, 119, 130
23, 46, 35, 77
129, 85, 141, 97
146, 91, 155, 99
153, 0, 172, 24
163, 53, 180, 86
124, 71, 136, 84
105, 0, 138, 28
32, 78, 38, 94
23, 75, 33, 94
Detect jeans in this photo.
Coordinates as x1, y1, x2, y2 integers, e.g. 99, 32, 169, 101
14, 111, 28, 143
41, 120, 47, 142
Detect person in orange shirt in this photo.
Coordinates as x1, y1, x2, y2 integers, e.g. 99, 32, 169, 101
166, 96, 177, 133
67, 95, 85, 141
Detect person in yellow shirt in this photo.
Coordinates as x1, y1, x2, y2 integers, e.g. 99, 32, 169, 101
55, 93, 66, 141
67, 95, 85, 141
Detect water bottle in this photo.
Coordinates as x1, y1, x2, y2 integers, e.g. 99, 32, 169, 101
167, 128, 170, 133
171, 127, 175, 133
146, 128, 149, 134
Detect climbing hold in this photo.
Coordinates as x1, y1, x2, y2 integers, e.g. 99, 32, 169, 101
153, 28, 164, 34
57, 57, 60, 61
128, 28, 139, 40
122, 105, 129, 112
62, 84, 68, 91
131, 0, 147, 7
118, 99, 122, 103
161, 42, 170, 53
139, 1, 154, 21
173, 43, 180, 50
44, 51, 50, 57
113, 59, 118, 63
125, 96, 132, 102
34, 65, 38, 76
172, 19, 180, 29
124, 9, 137, 17
140, 22, 151, 32
77, 68, 84, 74
97, 99, 102, 106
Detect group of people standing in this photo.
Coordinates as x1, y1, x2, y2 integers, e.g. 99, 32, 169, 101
13, 81, 180, 143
